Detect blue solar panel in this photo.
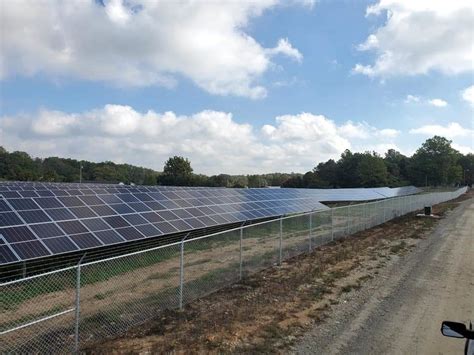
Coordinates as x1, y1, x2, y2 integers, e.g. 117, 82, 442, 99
0, 181, 421, 265
0, 212, 23, 226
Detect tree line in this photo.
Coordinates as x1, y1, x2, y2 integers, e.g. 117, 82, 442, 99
282, 136, 472, 188
1, 136, 472, 188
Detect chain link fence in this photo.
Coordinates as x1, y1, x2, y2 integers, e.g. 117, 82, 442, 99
0, 187, 468, 353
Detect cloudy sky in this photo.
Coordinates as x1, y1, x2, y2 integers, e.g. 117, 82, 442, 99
0, 0, 473, 174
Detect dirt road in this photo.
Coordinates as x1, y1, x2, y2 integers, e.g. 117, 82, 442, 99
294, 198, 474, 354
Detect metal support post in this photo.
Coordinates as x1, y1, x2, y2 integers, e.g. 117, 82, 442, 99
346, 206, 350, 236
179, 241, 184, 310
308, 212, 312, 252
239, 227, 243, 280
363, 203, 367, 229
22, 261, 26, 278
383, 200, 386, 222
331, 208, 334, 241
278, 217, 283, 266
179, 233, 190, 310
74, 253, 86, 353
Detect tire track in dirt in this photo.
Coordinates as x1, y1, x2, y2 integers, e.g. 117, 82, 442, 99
293, 197, 473, 354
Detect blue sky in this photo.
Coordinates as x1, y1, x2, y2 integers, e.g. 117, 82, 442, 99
0, 0, 473, 174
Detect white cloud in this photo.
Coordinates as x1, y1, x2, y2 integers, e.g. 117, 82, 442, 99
337, 121, 400, 140
405, 95, 449, 107
354, 0, 474, 77
378, 129, 400, 139
31, 110, 78, 136
409, 122, 473, 139
0, 106, 401, 174
428, 98, 448, 107
461, 85, 474, 106
452, 143, 474, 155
267, 38, 303, 63
338, 121, 371, 139
405, 95, 420, 103
0, 0, 308, 99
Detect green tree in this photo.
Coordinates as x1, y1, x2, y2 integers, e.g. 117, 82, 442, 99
408, 136, 461, 186
158, 156, 194, 186
247, 174, 268, 188
281, 175, 304, 188
92, 164, 120, 182
458, 153, 474, 186
384, 149, 409, 186
313, 159, 338, 187
4, 151, 40, 180
336, 150, 364, 187
208, 174, 232, 187
358, 153, 388, 187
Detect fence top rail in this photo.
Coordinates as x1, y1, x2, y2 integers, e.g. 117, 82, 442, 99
1, 187, 467, 286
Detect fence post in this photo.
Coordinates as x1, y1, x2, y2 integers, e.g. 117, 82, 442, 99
346, 206, 350, 236
308, 212, 312, 252
179, 233, 190, 310
363, 203, 367, 229
383, 200, 386, 222
239, 227, 243, 280
179, 240, 184, 310
22, 261, 26, 278
74, 253, 86, 353
331, 208, 334, 241
279, 217, 283, 266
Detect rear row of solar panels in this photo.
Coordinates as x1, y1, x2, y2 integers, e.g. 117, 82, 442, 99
0, 182, 420, 199
0, 182, 420, 265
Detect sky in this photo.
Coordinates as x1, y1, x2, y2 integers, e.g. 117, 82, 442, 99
0, 0, 473, 175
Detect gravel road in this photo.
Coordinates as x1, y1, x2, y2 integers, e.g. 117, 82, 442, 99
293, 197, 474, 355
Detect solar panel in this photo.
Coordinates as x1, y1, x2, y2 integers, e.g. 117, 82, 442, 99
0, 181, 420, 265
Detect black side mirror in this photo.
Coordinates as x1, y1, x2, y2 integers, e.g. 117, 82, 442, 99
441, 321, 467, 339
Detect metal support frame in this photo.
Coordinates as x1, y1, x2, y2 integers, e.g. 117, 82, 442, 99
278, 217, 283, 266
309, 212, 312, 252
74, 253, 86, 353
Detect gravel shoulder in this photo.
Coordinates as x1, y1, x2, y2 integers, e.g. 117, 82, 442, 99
293, 197, 474, 355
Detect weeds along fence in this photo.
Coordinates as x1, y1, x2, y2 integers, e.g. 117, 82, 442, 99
0, 187, 468, 353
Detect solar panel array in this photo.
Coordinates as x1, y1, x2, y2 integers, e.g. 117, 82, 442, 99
0, 183, 330, 265
0, 182, 420, 265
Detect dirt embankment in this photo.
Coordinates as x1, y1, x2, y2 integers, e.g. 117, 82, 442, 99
86, 191, 473, 354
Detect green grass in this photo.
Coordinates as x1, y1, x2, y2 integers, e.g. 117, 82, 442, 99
0, 304, 67, 331
1, 275, 72, 311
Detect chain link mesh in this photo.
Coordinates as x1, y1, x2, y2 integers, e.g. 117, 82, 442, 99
0, 187, 468, 353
